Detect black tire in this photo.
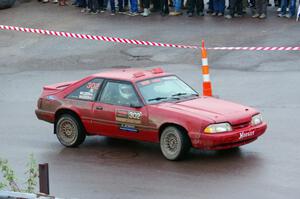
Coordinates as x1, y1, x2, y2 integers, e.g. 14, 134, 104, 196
0, 0, 16, 9
160, 126, 191, 161
56, 114, 86, 147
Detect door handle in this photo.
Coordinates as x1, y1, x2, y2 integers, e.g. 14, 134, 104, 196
95, 106, 103, 110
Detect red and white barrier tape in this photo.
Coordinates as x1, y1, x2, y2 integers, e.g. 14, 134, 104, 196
0, 25, 197, 49
1, 25, 300, 51
208, 46, 300, 51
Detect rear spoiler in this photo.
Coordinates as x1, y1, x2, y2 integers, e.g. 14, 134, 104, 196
43, 81, 75, 91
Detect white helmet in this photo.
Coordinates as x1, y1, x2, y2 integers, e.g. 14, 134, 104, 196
119, 84, 133, 99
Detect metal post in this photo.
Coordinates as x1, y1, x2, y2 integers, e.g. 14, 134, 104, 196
39, 163, 50, 195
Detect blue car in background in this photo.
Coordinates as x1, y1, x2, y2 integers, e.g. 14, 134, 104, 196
0, 0, 16, 9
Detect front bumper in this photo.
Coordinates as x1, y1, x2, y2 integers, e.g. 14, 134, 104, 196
191, 122, 267, 150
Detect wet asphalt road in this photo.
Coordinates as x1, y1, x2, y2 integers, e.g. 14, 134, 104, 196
1, 1, 300, 198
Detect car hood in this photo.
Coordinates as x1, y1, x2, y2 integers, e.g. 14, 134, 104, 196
157, 97, 257, 125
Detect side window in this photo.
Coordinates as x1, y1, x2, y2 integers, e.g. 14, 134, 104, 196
99, 82, 140, 106
67, 78, 103, 101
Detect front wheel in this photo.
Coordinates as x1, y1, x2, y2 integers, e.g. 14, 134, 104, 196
56, 114, 86, 147
160, 126, 190, 161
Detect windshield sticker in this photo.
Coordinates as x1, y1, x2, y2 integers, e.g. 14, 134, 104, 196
151, 78, 161, 83
163, 76, 177, 80
87, 82, 100, 90
116, 110, 142, 124
140, 80, 151, 86
119, 124, 139, 133
79, 91, 93, 100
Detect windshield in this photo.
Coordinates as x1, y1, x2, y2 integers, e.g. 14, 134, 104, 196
137, 76, 198, 104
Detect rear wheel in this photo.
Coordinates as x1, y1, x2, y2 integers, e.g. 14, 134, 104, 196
56, 114, 86, 147
160, 126, 190, 161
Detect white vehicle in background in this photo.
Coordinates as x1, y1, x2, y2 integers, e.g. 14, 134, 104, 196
0, 0, 16, 9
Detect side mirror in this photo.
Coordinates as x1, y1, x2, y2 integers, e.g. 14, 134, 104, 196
130, 102, 143, 108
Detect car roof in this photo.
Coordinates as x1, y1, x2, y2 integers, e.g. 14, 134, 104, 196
90, 68, 171, 83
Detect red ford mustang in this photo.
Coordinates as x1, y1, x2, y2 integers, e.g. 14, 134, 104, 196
35, 68, 267, 160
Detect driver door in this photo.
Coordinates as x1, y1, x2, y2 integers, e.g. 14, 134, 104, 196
90, 80, 155, 142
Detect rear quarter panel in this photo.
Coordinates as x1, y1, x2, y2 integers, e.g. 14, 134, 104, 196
36, 76, 94, 123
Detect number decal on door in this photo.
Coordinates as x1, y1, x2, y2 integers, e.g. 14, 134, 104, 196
128, 111, 142, 120
116, 110, 142, 124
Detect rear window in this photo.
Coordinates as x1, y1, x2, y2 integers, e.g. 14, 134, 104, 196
67, 78, 103, 101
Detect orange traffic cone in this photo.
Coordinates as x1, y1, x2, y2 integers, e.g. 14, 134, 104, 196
201, 40, 212, 96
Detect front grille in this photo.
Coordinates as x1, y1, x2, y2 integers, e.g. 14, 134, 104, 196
232, 122, 250, 130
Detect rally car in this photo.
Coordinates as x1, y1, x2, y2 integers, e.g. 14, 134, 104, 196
35, 68, 267, 160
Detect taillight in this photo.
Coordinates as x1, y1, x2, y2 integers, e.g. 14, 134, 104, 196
37, 98, 42, 109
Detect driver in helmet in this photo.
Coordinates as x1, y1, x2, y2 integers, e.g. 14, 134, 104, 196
118, 84, 135, 106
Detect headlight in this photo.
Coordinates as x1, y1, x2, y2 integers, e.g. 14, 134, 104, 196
204, 123, 232, 133
251, 114, 263, 126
